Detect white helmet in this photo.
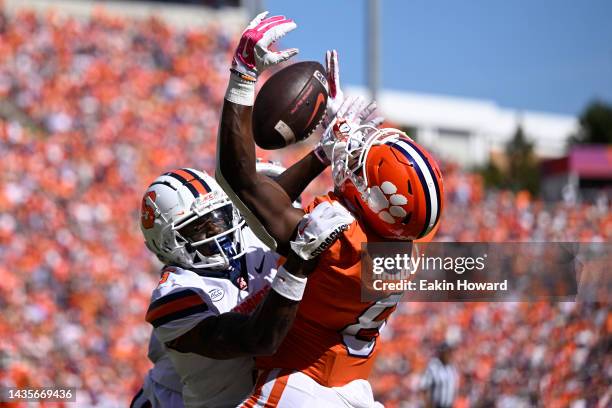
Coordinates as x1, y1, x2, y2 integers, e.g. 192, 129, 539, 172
140, 168, 245, 270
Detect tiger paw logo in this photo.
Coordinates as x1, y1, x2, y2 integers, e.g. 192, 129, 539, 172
366, 181, 408, 224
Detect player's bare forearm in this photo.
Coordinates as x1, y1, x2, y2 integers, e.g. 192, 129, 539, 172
217, 101, 257, 191
166, 254, 316, 359
217, 100, 303, 251
275, 151, 327, 203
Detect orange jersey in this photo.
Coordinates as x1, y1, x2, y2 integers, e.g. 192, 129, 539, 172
257, 193, 402, 387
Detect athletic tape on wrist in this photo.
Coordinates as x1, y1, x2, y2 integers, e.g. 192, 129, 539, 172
271, 266, 307, 301
225, 70, 256, 106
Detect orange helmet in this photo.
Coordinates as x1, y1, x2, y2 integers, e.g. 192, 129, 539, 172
332, 126, 444, 240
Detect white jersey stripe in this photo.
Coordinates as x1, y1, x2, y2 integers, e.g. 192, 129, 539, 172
254, 369, 281, 407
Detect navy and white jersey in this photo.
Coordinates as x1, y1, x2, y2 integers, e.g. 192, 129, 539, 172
144, 227, 279, 408
147, 333, 184, 393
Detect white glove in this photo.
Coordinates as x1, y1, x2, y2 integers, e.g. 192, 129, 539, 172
322, 49, 344, 129
290, 201, 355, 260
315, 95, 384, 165
226, 11, 299, 106
313, 50, 383, 164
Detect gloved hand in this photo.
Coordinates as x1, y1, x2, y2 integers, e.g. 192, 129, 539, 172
232, 11, 298, 80
226, 11, 298, 106
290, 201, 354, 260
322, 49, 344, 129
313, 50, 383, 165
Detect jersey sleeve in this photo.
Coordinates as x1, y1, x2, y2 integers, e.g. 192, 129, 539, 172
147, 331, 165, 364
145, 267, 218, 343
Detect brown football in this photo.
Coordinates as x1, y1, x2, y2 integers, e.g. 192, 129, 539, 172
252, 61, 328, 150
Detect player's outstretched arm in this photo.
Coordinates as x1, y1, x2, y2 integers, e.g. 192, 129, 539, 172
216, 12, 303, 254
165, 251, 317, 359
218, 98, 304, 254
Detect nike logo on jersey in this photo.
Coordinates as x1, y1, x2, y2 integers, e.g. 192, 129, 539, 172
254, 255, 265, 274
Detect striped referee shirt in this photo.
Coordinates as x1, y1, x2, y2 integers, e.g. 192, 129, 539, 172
422, 357, 458, 408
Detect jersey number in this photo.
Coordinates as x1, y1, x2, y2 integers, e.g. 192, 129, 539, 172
340, 293, 403, 358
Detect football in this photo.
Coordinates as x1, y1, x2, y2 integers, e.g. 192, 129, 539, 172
252, 61, 329, 150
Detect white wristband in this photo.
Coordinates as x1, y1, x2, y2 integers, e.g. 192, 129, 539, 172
225, 70, 256, 106
271, 266, 307, 301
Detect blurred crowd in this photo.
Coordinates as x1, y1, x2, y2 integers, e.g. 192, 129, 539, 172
437, 164, 611, 243
374, 165, 611, 408
374, 302, 610, 408
0, 6, 609, 407
0, 6, 236, 406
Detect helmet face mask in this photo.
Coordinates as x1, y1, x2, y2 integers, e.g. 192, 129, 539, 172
174, 203, 245, 269
331, 128, 444, 241
332, 126, 402, 203
141, 169, 246, 271
331, 124, 377, 191
177, 205, 234, 255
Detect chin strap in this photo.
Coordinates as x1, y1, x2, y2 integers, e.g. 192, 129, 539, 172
221, 238, 248, 290
193, 238, 248, 290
